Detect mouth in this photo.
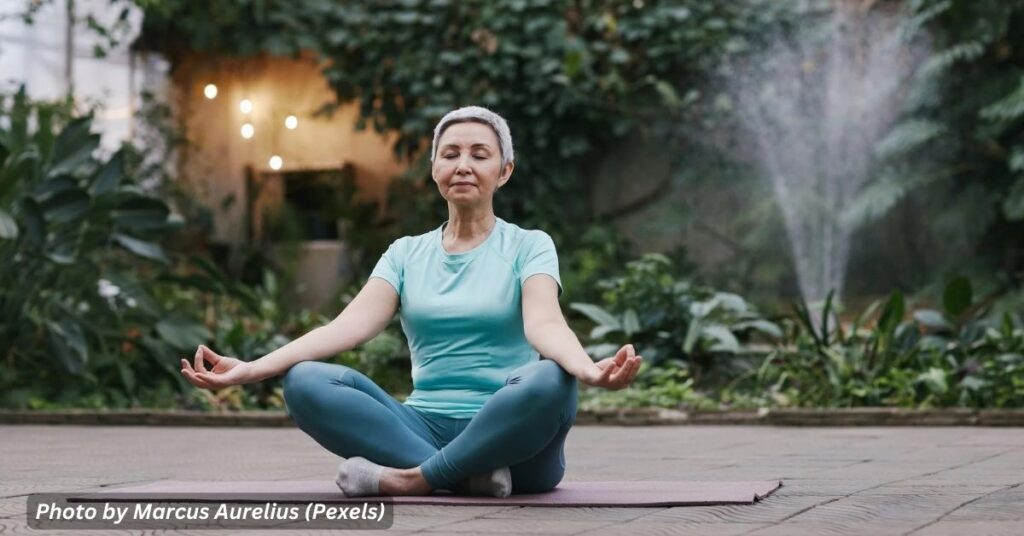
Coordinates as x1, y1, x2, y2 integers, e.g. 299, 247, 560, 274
452, 182, 476, 188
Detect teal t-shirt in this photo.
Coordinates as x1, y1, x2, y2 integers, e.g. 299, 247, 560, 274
369, 216, 562, 419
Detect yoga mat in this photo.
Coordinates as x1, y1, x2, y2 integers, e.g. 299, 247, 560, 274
71, 479, 783, 507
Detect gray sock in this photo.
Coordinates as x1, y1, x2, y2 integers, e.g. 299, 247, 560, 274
335, 457, 384, 497
451, 466, 512, 498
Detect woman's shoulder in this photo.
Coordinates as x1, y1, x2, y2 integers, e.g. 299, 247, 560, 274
496, 219, 557, 254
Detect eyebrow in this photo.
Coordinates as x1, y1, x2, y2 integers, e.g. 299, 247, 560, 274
441, 143, 492, 150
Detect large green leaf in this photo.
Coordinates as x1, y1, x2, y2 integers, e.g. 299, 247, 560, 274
0, 209, 17, 239
40, 189, 91, 224
702, 324, 740, 353
89, 149, 123, 195
47, 117, 100, 178
112, 196, 171, 231
155, 316, 213, 352
112, 233, 168, 264
942, 276, 972, 317
44, 319, 89, 375
18, 198, 45, 246
568, 302, 621, 327
876, 291, 905, 337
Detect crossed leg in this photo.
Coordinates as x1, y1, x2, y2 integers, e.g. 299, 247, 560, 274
282, 358, 578, 495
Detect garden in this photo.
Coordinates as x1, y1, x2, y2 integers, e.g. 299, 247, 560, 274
2, 0, 1023, 414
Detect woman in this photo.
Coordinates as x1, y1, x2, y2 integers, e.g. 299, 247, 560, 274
180, 106, 642, 498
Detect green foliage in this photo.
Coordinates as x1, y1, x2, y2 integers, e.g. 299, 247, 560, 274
570, 253, 781, 380
0, 87, 188, 404
132, 0, 762, 244
843, 0, 1024, 280
578, 359, 716, 410
748, 277, 1024, 408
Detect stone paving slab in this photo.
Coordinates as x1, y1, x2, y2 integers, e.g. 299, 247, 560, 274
2, 425, 1024, 535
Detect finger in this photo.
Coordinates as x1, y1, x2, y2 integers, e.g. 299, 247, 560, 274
200, 345, 221, 365
194, 347, 207, 373
614, 356, 641, 386
625, 344, 636, 358
625, 357, 642, 383
195, 372, 223, 389
181, 366, 214, 389
615, 345, 629, 367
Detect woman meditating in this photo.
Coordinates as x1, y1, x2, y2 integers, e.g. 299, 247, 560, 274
179, 106, 642, 498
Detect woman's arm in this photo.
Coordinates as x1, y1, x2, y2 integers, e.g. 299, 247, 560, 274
522, 275, 641, 389
248, 278, 400, 380
182, 277, 400, 388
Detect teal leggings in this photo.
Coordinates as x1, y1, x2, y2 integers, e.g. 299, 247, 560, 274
282, 358, 578, 494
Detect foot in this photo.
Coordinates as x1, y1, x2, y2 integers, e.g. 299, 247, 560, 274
335, 457, 384, 497
451, 466, 512, 498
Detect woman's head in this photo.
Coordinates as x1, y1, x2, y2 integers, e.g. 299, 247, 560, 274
430, 106, 515, 208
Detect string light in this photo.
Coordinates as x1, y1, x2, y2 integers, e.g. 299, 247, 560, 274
203, 84, 217, 99
285, 115, 298, 129
239, 99, 253, 114
269, 155, 283, 170
241, 123, 254, 139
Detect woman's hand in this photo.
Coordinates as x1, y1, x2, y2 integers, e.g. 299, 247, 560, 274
180, 345, 257, 390
579, 344, 642, 390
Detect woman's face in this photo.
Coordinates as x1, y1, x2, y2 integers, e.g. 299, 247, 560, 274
432, 121, 513, 208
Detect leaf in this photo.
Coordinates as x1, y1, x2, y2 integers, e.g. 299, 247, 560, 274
112, 233, 169, 264
89, 149, 123, 195
40, 189, 91, 224
734, 319, 783, 339
583, 343, 620, 359
44, 319, 89, 375
0, 209, 17, 239
112, 196, 171, 231
942, 276, 972, 317
683, 317, 702, 354
47, 117, 100, 178
569, 303, 621, 328
702, 324, 740, 353
1002, 176, 1024, 221
873, 119, 946, 160
590, 324, 620, 340
155, 316, 213, 352
913, 309, 953, 331
622, 309, 640, 335
876, 291, 905, 337
916, 367, 948, 395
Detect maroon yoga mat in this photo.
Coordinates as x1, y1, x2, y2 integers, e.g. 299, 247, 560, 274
73, 479, 783, 507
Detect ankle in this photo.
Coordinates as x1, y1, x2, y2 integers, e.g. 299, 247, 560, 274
380, 467, 431, 496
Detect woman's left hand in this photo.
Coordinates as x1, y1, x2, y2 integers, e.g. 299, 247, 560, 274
580, 344, 642, 390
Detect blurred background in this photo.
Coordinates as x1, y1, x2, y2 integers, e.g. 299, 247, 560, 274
1, 0, 1022, 412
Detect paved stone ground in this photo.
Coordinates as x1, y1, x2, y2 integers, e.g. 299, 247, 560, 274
2, 424, 1023, 535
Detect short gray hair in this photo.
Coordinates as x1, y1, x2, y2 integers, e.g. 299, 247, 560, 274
430, 106, 514, 168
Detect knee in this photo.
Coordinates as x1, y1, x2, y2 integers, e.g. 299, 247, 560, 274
514, 466, 565, 495
282, 361, 334, 408
516, 360, 577, 412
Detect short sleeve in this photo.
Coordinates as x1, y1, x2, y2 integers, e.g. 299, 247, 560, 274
369, 237, 406, 295
519, 231, 562, 296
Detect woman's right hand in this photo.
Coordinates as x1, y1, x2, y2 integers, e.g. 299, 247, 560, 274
180, 345, 258, 389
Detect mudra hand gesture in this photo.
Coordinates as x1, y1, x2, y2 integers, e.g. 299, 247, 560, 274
180, 345, 256, 389
581, 343, 642, 390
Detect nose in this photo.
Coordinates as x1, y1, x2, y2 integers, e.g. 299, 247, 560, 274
455, 155, 472, 175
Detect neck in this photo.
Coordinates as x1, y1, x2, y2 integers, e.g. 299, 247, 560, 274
444, 206, 496, 241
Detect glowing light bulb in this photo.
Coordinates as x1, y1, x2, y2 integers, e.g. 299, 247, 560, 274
239, 99, 253, 114
285, 115, 298, 129
269, 155, 283, 170
203, 84, 218, 99
241, 123, 254, 139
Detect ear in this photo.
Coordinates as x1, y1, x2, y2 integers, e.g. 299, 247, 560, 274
498, 161, 514, 188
